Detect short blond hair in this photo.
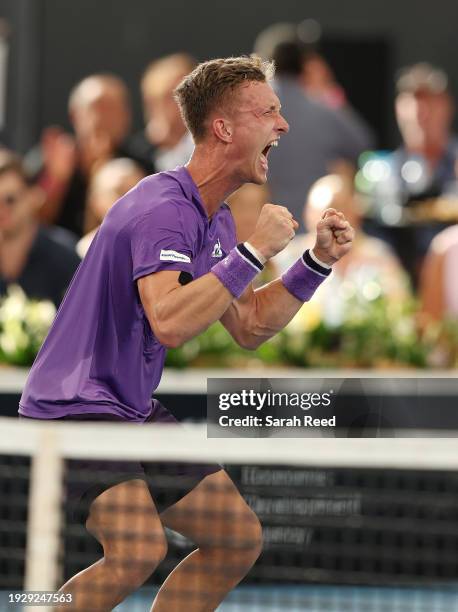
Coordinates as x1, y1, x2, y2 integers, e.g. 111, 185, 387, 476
174, 55, 275, 141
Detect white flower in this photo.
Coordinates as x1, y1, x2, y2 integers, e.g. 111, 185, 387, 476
0, 286, 56, 362
0, 285, 28, 322
26, 301, 56, 332
0, 320, 29, 354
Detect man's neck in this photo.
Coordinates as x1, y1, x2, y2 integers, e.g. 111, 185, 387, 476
186, 146, 242, 217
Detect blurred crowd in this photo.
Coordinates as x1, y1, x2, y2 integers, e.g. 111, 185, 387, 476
1, 22, 457, 335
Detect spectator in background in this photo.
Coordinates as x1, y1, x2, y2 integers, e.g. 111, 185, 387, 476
255, 21, 367, 113
420, 224, 458, 320
0, 149, 81, 308
393, 63, 457, 199
76, 158, 145, 258
300, 49, 347, 110
135, 53, 197, 172
253, 27, 373, 228
273, 170, 409, 306
25, 74, 154, 238
366, 64, 458, 285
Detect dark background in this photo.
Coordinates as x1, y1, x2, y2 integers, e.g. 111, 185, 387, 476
1, 0, 458, 153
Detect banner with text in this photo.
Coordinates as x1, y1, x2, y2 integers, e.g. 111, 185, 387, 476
206, 378, 458, 438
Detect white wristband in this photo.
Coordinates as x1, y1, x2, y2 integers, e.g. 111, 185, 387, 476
309, 248, 332, 270
244, 241, 267, 265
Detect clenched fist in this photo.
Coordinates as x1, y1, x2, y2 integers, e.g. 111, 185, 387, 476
248, 203, 299, 260
312, 208, 354, 265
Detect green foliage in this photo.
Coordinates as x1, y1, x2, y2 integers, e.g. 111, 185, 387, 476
166, 293, 448, 370
0, 284, 455, 371
0, 286, 56, 366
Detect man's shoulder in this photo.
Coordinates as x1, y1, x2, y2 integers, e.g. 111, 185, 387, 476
139, 168, 188, 198
119, 170, 202, 240
138, 173, 200, 216
110, 168, 195, 221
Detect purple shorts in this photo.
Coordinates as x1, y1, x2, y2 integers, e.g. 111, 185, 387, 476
21, 399, 221, 524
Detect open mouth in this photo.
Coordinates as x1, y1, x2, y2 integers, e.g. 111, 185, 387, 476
262, 144, 272, 158
260, 140, 278, 169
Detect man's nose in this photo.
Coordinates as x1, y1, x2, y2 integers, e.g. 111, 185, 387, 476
277, 113, 290, 134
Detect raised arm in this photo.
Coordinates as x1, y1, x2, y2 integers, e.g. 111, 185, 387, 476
138, 204, 353, 350
137, 204, 296, 348
220, 207, 354, 349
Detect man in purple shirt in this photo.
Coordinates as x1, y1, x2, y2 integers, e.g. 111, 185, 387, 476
20, 56, 353, 611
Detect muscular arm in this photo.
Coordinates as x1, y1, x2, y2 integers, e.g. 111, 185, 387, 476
220, 207, 354, 349
138, 207, 353, 350
137, 270, 234, 349
137, 202, 298, 349
137, 269, 301, 350
220, 279, 302, 349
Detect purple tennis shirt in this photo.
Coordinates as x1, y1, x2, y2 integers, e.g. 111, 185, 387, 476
19, 167, 237, 421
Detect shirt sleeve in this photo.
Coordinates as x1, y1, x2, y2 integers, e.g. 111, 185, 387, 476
131, 200, 200, 281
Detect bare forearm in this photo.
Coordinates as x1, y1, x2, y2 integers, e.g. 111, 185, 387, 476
240, 279, 303, 348
238, 208, 354, 348
145, 273, 233, 348
224, 279, 303, 350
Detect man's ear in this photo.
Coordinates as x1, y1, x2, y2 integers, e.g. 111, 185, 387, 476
212, 117, 233, 143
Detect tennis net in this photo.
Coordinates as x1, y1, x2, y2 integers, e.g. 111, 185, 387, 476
1, 417, 458, 611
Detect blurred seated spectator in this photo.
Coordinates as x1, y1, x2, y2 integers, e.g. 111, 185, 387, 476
77, 158, 145, 258
255, 21, 368, 113
300, 49, 347, 110
25, 74, 154, 238
132, 53, 197, 172
362, 63, 458, 284
0, 148, 81, 308
420, 224, 458, 320
393, 63, 457, 199
253, 25, 374, 228
272, 171, 410, 309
